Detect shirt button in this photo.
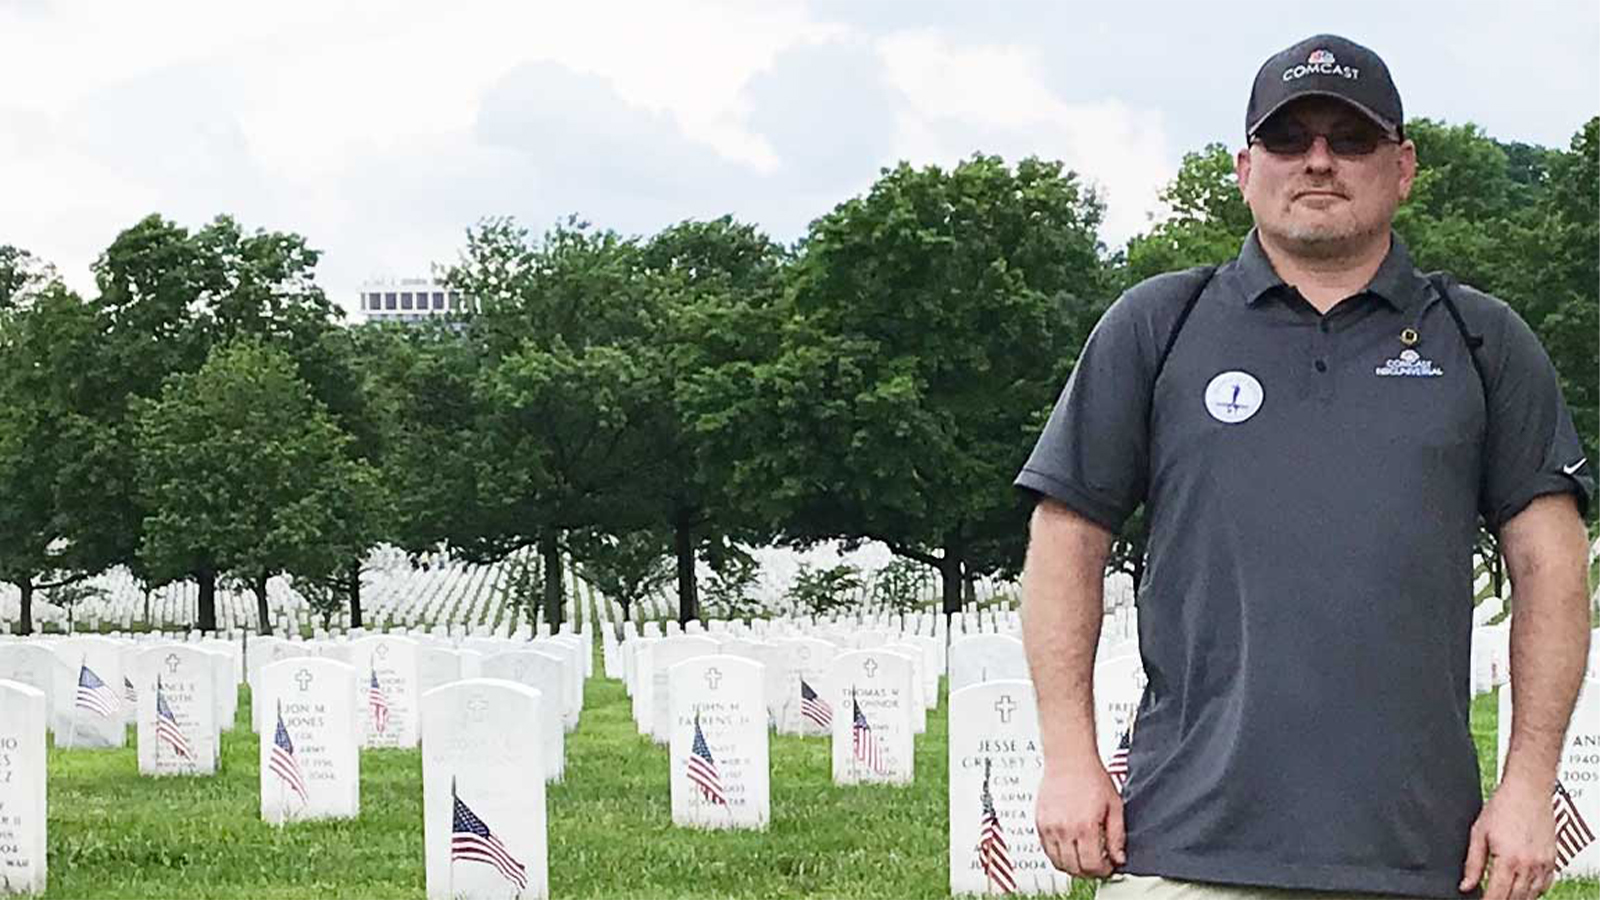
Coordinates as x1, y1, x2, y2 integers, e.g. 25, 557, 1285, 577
1315, 359, 1328, 373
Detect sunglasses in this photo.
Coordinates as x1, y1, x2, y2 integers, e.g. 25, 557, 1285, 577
1251, 123, 1398, 157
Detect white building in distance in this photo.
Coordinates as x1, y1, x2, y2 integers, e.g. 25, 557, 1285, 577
357, 278, 468, 324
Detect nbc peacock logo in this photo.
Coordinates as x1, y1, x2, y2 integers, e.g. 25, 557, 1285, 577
1308, 49, 1336, 65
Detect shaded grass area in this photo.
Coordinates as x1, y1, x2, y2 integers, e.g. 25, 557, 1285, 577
38, 676, 1596, 898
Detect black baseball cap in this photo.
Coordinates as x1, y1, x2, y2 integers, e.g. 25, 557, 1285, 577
1246, 34, 1403, 140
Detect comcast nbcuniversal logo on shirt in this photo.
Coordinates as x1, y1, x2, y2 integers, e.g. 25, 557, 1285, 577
1282, 49, 1360, 81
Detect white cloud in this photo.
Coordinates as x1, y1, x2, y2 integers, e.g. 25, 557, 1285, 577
877, 30, 1173, 247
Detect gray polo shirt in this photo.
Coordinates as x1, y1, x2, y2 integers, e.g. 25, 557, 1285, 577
1016, 232, 1592, 898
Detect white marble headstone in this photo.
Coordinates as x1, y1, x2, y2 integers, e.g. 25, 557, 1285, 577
668, 656, 769, 830
478, 652, 566, 782
826, 649, 915, 785
1093, 653, 1146, 760
350, 636, 421, 749
423, 679, 548, 900
52, 637, 127, 749
0, 644, 70, 734
778, 637, 838, 736
948, 680, 1069, 895
258, 658, 361, 824
948, 634, 1028, 693
0, 680, 46, 894
1498, 679, 1600, 877
134, 646, 220, 776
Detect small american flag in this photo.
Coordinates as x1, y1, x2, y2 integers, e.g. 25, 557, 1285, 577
1553, 780, 1596, 870
452, 780, 528, 892
851, 690, 886, 775
800, 678, 833, 729
1106, 728, 1132, 793
269, 700, 309, 805
75, 661, 119, 718
686, 713, 727, 805
124, 676, 138, 705
978, 758, 1017, 894
154, 677, 193, 760
368, 667, 390, 735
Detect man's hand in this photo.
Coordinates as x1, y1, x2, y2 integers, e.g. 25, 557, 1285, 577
1036, 756, 1126, 878
1459, 775, 1557, 899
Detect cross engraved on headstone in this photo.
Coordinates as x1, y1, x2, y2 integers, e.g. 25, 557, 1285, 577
294, 669, 313, 691
165, 653, 181, 674
863, 658, 878, 678
704, 668, 722, 691
375, 643, 390, 659
466, 695, 490, 723
995, 695, 1017, 724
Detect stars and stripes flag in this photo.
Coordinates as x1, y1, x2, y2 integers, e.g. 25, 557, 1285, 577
800, 678, 833, 729
1106, 728, 1132, 793
851, 690, 886, 775
978, 758, 1017, 895
686, 713, 728, 805
75, 661, 119, 718
1553, 780, 1596, 870
124, 676, 138, 705
452, 779, 529, 892
154, 676, 193, 760
269, 700, 310, 805
368, 667, 390, 735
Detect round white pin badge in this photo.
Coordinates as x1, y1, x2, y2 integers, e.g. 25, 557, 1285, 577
1204, 371, 1264, 424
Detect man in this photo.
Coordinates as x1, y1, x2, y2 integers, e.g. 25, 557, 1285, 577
1016, 34, 1593, 900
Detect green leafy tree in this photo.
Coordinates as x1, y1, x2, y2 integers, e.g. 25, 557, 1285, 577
569, 527, 676, 622
436, 217, 670, 628
1121, 143, 1253, 286
0, 267, 121, 633
91, 214, 357, 629
642, 216, 788, 622
700, 547, 766, 620
868, 557, 933, 613
783, 563, 864, 617
692, 156, 1111, 613
134, 339, 384, 635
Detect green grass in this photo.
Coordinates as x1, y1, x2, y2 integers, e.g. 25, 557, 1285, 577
35, 674, 1598, 898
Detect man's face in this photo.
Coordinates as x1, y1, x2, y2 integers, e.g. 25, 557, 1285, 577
1235, 97, 1416, 258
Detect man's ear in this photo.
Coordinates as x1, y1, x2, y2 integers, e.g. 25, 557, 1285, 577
1236, 147, 1252, 195
1396, 139, 1418, 202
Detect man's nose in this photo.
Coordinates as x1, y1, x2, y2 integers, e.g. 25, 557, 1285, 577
1301, 135, 1337, 172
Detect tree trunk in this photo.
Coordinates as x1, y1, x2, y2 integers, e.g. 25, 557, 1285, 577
196, 566, 218, 632
254, 570, 273, 636
347, 561, 364, 629
940, 530, 967, 616
540, 532, 563, 629
17, 579, 33, 636
675, 509, 698, 625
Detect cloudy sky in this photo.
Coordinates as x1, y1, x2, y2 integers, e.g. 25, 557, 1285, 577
2, 0, 1595, 316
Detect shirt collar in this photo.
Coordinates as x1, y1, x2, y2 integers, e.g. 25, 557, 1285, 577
1234, 229, 1428, 314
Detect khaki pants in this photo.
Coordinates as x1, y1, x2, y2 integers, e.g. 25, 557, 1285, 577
1096, 873, 1435, 900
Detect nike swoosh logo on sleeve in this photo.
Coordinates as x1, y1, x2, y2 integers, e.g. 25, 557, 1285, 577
1563, 458, 1588, 475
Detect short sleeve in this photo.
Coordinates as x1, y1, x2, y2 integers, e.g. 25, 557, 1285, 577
1478, 301, 1594, 530
1014, 294, 1154, 532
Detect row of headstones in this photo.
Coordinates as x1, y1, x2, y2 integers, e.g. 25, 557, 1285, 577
0, 631, 1141, 897
0, 631, 591, 766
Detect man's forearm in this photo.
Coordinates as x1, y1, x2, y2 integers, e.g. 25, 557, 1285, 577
1020, 499, 1114, 766
1500, 494, 1591, 787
